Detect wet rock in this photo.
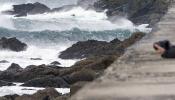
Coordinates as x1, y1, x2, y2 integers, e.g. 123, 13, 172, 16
58, 32, 145, 89
0, 60, 9, 63
15, 88, 61, 100
59, 55, 119, 78
3, 2, 51, 17
70, 81, 89, 95
0, 64, 60, 82
0, 80, 15, 86
15, 64, 60, 82
22, 76, 69, 88
0, 37, 27, 52
63, 69, 96, 85
59, 32, 145, 60
7, 63, 23, 72
50, 61, 61, 66
0, 94, 19, 100
0, 63, 23, 82
59, 40, 110, 59
30, 58, 42, 60
94, 0, 171, 25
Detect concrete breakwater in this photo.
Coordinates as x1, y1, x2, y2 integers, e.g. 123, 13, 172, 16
71, 1, 175, 100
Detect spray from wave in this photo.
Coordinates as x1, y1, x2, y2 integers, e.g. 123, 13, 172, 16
0, 0, 152, 71
0, 0, 153, 96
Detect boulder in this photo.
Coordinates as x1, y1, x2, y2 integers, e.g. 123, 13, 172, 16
7, 63, 23, 72
0, 60, 9, 63
30, 58, 42, 60
0, 63, 23, 82
0, 64, 60, 82
0, 80, 15, 86
59, 40, 111, 59
14, 64, 60, 82
15, 88, 61, 100
63, 69, 96, 85
0, 94, 19, 100
0, 37, 27, 52
50, 61, 61, 66
22, 76, 69, 88
3, 2, 51, 17
59, 32, 145, 60
94, 0, 171, 25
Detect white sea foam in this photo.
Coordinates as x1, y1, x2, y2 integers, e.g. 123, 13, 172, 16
0, 0, 78, 8
0, 45, 78, 71
0, 3, 15, 29
0, 2, 152, 71
0, 3, 151, 32
0, 0, 153, 96
0, 83, 70, 96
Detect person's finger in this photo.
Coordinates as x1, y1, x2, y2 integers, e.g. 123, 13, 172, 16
154, 44, 159, 48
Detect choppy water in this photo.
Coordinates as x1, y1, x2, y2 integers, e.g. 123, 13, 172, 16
0, 0, 152, 96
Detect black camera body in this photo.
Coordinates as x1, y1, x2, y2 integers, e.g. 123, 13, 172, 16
153, 40, 170, 50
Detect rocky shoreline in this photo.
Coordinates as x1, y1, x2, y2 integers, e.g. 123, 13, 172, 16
0, 32, 145, 100
0, 0, 172, 100
94, 0, 171, 26
2, 0, 171, 26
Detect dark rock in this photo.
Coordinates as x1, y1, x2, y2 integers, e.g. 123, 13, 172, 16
22, 88, 35, 91
0, 80, 15, 86
58, 55, 116, 88
0, 32, 144, 84
3, 2, 51, 17
51, 5, 76, 12
0, 64, 60, 82
7, 63, 23, 72
0, 94, 19, 100
59, 40, 110, 59
4, 94, 19, 100
63, 69, 96, 85
50, 61, 61, 66
0, 63, 23, 82
94, 0, 172, 26
58, 32, 145, 87
59, 32, 145, 60
15, 88, 61, 100
110, 38, 122, 44
30, 58, 42, 60
70, 81, 89, 95
0, 37, 27, 52
0, 60, 9, 63
22, 76, 69, 88
15, 64, 60, 82
54, 94, 70, 100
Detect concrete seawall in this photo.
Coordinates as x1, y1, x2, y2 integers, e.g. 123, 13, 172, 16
71, 1, 175, 100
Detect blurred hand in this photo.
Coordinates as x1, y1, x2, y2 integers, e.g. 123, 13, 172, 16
154, 44, 165, 54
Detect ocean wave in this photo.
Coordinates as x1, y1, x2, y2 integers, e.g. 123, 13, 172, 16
0, 27, 133, 45
0, 0, 78, 8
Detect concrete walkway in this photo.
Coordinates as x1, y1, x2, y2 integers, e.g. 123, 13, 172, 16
71, 1, 175, 100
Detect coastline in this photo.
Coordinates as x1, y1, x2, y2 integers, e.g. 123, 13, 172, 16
0, 0, 173, 100
71, 1, 175, 100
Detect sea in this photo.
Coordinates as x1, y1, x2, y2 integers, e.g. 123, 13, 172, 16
0, 0, 152, 96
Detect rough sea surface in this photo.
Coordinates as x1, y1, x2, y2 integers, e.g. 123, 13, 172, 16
0, 0, 152, 96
